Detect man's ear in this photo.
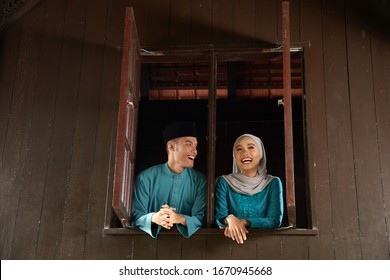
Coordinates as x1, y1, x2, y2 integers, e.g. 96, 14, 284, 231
167, 140, 175, 152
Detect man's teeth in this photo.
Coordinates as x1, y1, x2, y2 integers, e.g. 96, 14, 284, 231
188, 156, 195, 160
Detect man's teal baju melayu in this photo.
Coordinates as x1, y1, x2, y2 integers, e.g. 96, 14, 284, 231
132, 163, 207, 238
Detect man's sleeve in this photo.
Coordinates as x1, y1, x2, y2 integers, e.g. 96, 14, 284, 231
132, 175, 161, 238
176, 175, 207, 238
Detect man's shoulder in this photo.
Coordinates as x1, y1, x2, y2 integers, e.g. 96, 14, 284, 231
137, 163, 165, 178
187, 168, 207, 181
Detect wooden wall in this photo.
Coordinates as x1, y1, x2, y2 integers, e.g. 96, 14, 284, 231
0, 0, 389, 259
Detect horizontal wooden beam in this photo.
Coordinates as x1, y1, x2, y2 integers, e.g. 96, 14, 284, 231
103, 227, 319, 236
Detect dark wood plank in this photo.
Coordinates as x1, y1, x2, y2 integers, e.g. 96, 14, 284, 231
190, 0, 213, 45
299, 0, 334, 259
10, 0, 65, 259
370, 2, 390, 258
281, 236, 308, 259
83, 0, 128, 259
0, 26, 21, 165
233, 0, 256, 44
133, 235, 158, 259
0, 24, 22, 259
212, 0, 234, 44
206, 235, 231, 259
255, 0, 278, 44
59, 0, 107, 259
345, 0, 388, 259
182, 235, 207, 259
157, 235, 182, 259
147, 0, 170, 46
288, 0, 301, 43
0, 3, 43, 259
257, 236, 282, 260
34, 0, 88, 260
129, 0, 149, 47
169, 0, 191, 45
231, 236, 257, 259
104, 235, 134, 259
322, 0, 362, 259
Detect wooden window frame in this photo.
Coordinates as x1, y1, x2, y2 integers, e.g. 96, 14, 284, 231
111, 7, 140, 228
104, 5, 318, 236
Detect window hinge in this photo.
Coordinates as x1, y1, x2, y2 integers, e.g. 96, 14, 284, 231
126, 100, 134, 108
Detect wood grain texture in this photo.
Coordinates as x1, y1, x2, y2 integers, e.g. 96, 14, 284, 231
84, 0, 128, 259
10, 0, 64, 260
300, 0, 334, 259
59, 0, 107, 259
345, 0, 388, 259
322, 0, 362, 259
34, 0, 88, 260
370, 0, 390, 256
0, 2, 44, 259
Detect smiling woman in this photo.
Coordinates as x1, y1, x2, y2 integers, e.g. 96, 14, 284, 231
214, 134, 284, 244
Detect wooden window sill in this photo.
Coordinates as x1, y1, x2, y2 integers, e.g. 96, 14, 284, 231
103, 226, 318, 236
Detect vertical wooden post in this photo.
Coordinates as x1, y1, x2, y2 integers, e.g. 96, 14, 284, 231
282, 1, 296, 227
207, 49, 217, 227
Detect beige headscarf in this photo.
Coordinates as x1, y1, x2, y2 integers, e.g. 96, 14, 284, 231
221, 134, 274, 195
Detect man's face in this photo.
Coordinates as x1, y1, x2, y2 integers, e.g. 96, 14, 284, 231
170, 136, 198, 169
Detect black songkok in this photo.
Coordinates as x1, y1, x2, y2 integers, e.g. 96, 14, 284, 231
162, 121, 197, 144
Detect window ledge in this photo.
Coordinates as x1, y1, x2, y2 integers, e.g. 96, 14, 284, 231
103, 226, 318, 236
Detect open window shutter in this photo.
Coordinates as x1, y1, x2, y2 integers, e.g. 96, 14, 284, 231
112, 7, 140, 228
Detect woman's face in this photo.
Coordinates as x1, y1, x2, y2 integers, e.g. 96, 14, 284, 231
234, 136, 261, 176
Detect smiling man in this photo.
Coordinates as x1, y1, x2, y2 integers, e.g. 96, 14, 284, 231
132, 121, 207, 238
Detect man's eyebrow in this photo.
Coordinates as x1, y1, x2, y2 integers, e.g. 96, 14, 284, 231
185, 139, 197, 144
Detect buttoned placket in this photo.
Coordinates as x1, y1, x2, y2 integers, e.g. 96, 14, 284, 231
169, 174, 181, 209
